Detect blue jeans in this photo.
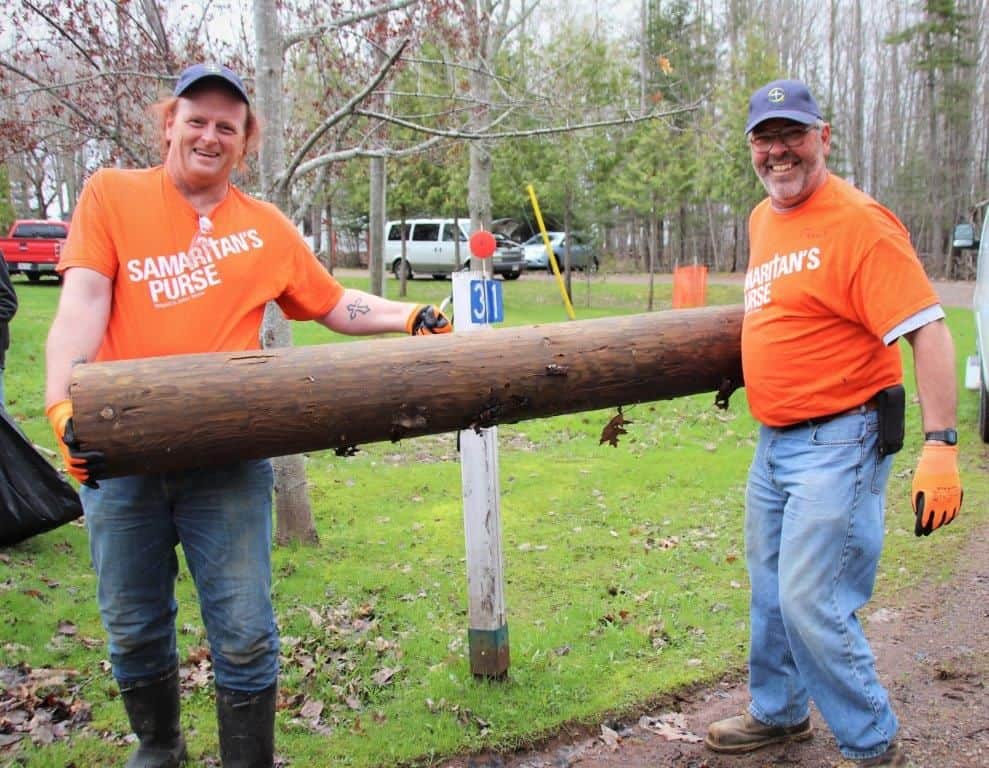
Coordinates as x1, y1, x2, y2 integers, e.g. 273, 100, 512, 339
745, 410, 897, 760
82, 459, 278, 692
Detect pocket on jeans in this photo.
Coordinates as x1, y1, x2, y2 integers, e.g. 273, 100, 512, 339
871, 446, 892, 495
809, 416, 865, 446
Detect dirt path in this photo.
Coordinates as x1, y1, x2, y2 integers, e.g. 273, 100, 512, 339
930, 280, 974, 309
433, 277, 986, 768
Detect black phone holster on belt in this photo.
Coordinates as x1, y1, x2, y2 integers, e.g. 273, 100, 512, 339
876, 384, 905, 456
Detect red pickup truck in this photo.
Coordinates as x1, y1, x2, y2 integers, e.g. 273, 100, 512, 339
0, 219, 70, 282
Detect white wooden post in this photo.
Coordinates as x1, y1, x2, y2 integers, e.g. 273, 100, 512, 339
451, 235, 509, 678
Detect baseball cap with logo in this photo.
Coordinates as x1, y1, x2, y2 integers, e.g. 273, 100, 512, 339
745, 79, 822, 134
173, 63, 250, 104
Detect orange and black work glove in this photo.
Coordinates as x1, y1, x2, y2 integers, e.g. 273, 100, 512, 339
911, 444, 962, 536
46, 399, 106, 488
406, 304, 452, 336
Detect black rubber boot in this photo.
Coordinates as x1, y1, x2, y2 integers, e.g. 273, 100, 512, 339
119, 667, 188, 767
216, 683, 276, 768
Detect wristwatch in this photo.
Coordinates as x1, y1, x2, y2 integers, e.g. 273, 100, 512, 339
924, 429, 958, 445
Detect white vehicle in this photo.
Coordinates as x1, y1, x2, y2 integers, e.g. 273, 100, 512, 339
971, 210, 989, 440
384, 219, 523, 280
384, 219, 468, 280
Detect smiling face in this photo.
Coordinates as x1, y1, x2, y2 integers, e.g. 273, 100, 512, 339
750, 117, 831, 210
164, 83, 248, 197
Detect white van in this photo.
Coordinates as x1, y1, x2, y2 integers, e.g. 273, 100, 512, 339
383, 218, 524, 280
384, 219, 469, 280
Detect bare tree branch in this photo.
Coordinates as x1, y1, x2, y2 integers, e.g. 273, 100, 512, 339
138, 0, 174, 65
291, 134, 446, 177
498, 0, 538, 40
401, 54, 516, 85
290, 162, 329, 223
0, 59, 145, 166
353, 103, 698, 141
189, 0, 218, 43
0, 69, 166, 100
277, 38, 409, 193
21, 0, 99, 70
283, 0, 420, 50
110, 0, 170, 56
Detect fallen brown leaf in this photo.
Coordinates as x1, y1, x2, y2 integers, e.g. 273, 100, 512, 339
372, 666, 399, 686
599, 409, 633, 448
638, 712, 703, 743
57, 621, 77, 636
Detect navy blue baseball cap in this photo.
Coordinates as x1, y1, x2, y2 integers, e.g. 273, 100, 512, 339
745, 79, 822, 134
174, 63, 249, 104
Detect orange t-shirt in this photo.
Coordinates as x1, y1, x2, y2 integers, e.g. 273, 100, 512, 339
58, 167, 344, 362
742, 174, 938, 427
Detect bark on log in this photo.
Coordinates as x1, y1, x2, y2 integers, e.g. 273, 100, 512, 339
69, 305, 744, 479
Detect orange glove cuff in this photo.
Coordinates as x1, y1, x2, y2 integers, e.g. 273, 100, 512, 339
46, 399, 73, 439
45, 399, 90, 485
405, 304, 425, 335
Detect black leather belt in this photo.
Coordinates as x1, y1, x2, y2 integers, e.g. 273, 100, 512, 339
778, 397, 878, 432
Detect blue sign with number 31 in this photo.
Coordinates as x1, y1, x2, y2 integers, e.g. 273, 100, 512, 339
469, 279, 504, 324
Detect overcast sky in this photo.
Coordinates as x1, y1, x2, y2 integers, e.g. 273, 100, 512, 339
532, 0, 641, 38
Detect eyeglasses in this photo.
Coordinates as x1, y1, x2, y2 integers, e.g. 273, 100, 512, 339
748, 125, 816, 152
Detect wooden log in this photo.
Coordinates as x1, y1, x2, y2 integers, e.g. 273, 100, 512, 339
69, 305, 744, 479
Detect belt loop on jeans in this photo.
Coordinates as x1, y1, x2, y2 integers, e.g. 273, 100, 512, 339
778, 396, 878, 432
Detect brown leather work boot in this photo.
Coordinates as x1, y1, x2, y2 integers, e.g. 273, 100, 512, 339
834, 741, 908, 767
705, 712, 813, 753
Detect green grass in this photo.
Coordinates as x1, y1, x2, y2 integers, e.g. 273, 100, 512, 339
1, 273, 985, 766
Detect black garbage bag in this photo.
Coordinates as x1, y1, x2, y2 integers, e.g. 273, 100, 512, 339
0, 408, 83, 546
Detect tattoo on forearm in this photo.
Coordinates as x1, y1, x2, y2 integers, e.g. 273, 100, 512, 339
346, 298, 372, 321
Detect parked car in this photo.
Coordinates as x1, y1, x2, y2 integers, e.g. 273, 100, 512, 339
384, 219, 524, 279
952, 221, 980, 250
490, 233, 524, 280
522, 232, 598, 272
0, 219, 69, 283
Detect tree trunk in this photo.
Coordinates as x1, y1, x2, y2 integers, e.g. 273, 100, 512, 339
310, 204, 323, 265
679, 204, 688, 265
68, 306, 745, 478
369, 157, 386, 295
922, 26, 946, 276
398, 207, 409, 295
326, 199, 335, 274
636, 216, 648, 269
254, 0, 317, 544
463, 0, 508, 279
850, 0, 865, 188
647, 190, 657, 312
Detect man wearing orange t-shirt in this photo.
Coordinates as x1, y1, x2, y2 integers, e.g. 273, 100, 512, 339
705, 80, 962, 768
44, 64, 449, 768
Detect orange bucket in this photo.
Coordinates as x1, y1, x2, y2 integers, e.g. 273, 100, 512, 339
672, 264, 707, 308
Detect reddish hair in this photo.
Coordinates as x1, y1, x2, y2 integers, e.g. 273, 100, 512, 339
149, 93, 261, 173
